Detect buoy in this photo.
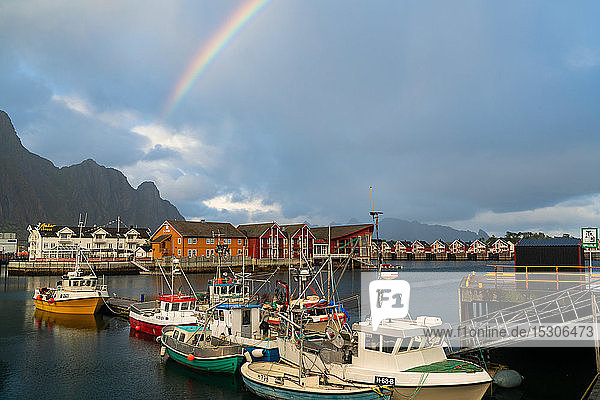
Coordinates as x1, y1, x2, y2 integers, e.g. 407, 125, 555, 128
187, 354, 195, 361
36, 295, 42, 300
493, 369, 523, 388
135, 325, 141, 331
251, 349, 264, 359
244, 351, 253, 363
48, 298, 54, 304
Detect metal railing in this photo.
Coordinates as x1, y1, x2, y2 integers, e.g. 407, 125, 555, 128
463, 264, 600, 291
454, 276, 600, 352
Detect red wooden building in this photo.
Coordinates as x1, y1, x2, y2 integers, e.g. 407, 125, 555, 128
237, 222, 287, 259
311, 224, 373, 259
281, 224, 315, 259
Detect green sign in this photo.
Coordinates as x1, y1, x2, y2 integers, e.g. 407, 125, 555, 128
582, 227, 598, 248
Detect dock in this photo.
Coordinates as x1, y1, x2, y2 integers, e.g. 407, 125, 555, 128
103, 296, 139, 319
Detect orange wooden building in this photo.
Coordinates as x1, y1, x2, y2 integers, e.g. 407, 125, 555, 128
151, 220, 247, 259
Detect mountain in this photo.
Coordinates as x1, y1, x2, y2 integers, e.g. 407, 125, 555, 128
379, 217, 488, 242
0, 110, 184, 240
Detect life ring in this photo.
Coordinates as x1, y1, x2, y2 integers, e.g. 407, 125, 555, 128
48, 298, 55, 304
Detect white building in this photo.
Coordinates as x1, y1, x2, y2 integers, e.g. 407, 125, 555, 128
0, 233, 17, 254
27, 223, 151, 260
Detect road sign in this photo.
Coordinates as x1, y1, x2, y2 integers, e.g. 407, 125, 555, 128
582, 227, 598, 249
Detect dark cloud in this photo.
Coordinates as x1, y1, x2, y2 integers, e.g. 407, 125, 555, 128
1, 1, 600, 232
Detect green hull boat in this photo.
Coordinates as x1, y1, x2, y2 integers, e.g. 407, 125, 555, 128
161, 325, 244, 374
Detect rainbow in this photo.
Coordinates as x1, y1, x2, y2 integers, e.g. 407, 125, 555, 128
162, 0, 272, 119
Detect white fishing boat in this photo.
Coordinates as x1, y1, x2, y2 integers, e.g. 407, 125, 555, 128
241, 361, 393, 400
207, 273, 280, 362
277, 316, 491, 400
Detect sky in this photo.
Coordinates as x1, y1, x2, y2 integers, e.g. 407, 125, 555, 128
1, 0, 600, 236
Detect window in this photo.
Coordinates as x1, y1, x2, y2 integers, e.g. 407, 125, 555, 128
172, 303, 179, 312
365, 333, 380, 351
177, 249, 181, 256
178, 238, 181, 244
237, 249, 242, 255
409, 336, 424, 351
219, 310, 224, 321
238, 239, 242, 245
397, 337, 411, 353
164, 303, 170, 312
188, 238, 197, 244
188, 249, 197, 257
179, 333, 186, 342
72, 281, 79, 287
181, 302, 189, 311
242, 309, 251, 325
172, 331, 179, 340
382, 336, 397, 354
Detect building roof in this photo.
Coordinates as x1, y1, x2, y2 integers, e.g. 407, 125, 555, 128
280, 224, 311, 238
167, 220, 245, 238
236, 222, 278, 238
32, 225, 150, 239
516, 238, 582, 247
310, 224, 373, 240
151, 234, 171, 243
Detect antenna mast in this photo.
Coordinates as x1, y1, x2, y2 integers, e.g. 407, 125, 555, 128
369, 186, 383, 274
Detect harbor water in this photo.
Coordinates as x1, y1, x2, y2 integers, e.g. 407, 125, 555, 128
0, 261, 594, 399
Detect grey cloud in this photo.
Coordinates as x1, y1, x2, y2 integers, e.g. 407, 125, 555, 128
2, 1, 600, 233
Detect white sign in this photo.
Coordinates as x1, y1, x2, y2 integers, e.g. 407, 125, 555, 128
369, 279, 410, 331
582, 228, 598, 249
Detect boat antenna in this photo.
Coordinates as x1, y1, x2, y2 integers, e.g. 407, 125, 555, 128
369, 187, 383, 275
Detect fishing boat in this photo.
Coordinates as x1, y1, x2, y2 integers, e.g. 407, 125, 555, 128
130, 293, 201, 336
160, 325, 244, 374
129, 259, 202, 336
277, 316, 492, 400
207, 274, 280, 362
33, 252, 108, 315
241, 361, 393, 400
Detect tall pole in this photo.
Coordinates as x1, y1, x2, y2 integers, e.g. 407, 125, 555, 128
369, 186, 383, 276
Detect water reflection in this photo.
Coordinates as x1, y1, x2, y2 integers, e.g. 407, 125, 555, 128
130, 327, 161, 343
33, 309, 108, 331
163, 358, 250, 399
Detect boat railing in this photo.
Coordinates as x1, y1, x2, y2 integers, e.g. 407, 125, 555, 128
161, 326, 242, 358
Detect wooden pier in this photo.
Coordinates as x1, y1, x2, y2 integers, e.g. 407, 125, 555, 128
103, 297, 139, 319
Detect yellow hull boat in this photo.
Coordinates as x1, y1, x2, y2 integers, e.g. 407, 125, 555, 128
33, 296, 104, 315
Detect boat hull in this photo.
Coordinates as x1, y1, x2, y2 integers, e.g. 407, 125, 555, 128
241, 363, 392, 400
130, 316, 170, 336
165, 347, 244, 374
243, 345, 280, 362
390, 382, 490, 400
33, 297, 103, 315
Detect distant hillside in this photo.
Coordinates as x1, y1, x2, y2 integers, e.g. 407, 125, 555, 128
380, 217, 488, 242
0, 110, 183, 240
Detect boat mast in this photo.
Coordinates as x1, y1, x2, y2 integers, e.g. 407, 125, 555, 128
370, 186, 383, 276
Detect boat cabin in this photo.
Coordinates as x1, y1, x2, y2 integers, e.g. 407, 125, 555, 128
169, 325, 210, 345
57, 274, 100, 291
211, 304, 265, 341
351, 319, 449, 371
208, 279, 250, 306
158, 294, 197, 314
